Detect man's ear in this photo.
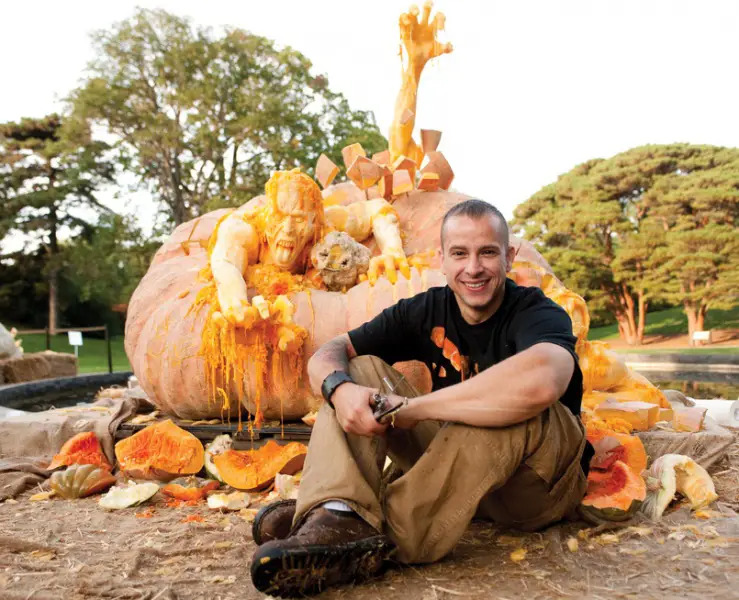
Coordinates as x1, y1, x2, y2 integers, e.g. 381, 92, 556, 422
438, 247, 446, 275
505, 244, 517, 273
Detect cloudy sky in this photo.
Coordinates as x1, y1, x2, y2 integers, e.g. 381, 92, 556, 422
1, 0, 738, 245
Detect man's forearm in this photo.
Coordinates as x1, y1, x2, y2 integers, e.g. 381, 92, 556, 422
405, 343, 575, 428
307, 334, 356, 396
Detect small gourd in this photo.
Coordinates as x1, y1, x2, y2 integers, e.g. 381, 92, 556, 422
99, 482, 160, 510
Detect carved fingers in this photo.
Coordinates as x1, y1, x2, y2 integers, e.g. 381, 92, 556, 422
399, 1, 453, 66
367, 253, 412, 285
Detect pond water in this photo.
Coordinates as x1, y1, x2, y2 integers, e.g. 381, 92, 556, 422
636, 369, 739, 400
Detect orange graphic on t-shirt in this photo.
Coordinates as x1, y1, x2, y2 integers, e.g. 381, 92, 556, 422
430, 326, 469, 377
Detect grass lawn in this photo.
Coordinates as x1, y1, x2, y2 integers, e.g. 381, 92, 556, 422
588, 305, 739, 353
15, 332, 131, 374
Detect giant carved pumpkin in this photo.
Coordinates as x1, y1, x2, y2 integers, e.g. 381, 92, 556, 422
124, 185, 550, 421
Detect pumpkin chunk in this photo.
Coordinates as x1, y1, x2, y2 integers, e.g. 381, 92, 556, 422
421, 151, 454, 190
347, 156, 383, 189
673, 406, 707, 432
47, 431, 112, 472
420, 129, 442, 154
50, 464, 117, 499
392, 170, 414, 196
580, 460, 646, 522
341, 143, 366, 170
213, 440, 307, 491
315, 154, 339, 189
594, 400, 659, 431
417, 172, 441, 192
115, 420, 204, 480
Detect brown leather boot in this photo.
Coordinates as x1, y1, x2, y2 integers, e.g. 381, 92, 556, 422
250, 507, 394, 597
252, 499, 296, 545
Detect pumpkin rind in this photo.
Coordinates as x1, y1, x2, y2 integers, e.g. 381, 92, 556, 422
47, 432, 112, 472
212, 440, 307, 491
114, 420, 204, 480
204, 434, 233, 482
586, 430, 647, 474
49, 464, 117, 499
580, 460, 646, 523
99, 482, 160, 510
641, 454, 717, 520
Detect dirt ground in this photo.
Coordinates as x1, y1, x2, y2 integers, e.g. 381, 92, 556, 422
1, 433, 737, 600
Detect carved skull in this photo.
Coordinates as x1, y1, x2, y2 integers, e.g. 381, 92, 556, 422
310, 231, 371, 291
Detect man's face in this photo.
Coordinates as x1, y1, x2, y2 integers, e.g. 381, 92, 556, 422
266, 178, 316, 270
441, 214, 515, 324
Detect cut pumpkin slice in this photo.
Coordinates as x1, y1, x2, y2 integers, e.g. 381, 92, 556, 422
115, 419, 204, 480
47, 431, 112, 472
213, 440, 307, 491
580, 459, 646, 523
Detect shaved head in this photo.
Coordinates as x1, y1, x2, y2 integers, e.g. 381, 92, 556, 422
440, 199, 509, 249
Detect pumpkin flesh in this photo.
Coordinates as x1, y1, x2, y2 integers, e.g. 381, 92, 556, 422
115, 420, 204, 480
213, 440, 307, 491
581, 460, 646, 521
47, 432, 112, 472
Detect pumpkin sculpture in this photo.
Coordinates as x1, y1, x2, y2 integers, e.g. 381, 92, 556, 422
124, 2, 667, 437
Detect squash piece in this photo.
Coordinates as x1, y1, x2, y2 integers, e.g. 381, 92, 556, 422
371, 149, 391, 166
115, 419, 204, 480
207, 491, 251, 511
47, 431, 112, 472
347, 156, 383, 190
392, 170, 413, 196
417, 172, 440, 192
341, 143, 366, 170
577, 340, 626, 391
99, 482, 160, 510
420, 151, 453, 190
204, 434, 233, 482
50, 464, 116, 499
377, 166, 393, 199
586, 430, 647, 474
420, 129, 442, 154
391, 155, 417, 183
213, 440, 307, 491
594, 400, 659, 431
162, 477, 220, 501
580, 460, 646, 522
315, 154, 339, 189
673, 406, 707, 432
641, 454, 717, 520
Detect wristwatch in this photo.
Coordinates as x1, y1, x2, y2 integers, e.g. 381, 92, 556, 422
321, 371, 354, 408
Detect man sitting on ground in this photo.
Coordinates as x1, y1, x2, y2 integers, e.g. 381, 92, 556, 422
249, 199, 591, 597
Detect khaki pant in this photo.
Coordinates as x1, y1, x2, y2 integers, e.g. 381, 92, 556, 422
296, 356, 588, 564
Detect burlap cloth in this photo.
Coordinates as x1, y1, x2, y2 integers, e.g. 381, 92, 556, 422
0, 396, 141, 500
636, 390, 735, 470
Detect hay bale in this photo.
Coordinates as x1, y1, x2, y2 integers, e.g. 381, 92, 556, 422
1, 351, 77, 383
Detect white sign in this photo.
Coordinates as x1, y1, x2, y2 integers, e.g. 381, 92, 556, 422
692, 330, 711, 342
68, 331, 83, 346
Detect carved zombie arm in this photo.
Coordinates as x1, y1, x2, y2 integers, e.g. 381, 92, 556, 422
210, 214, 260, 326
389, 2, 452, 164
324, 199, 410, 284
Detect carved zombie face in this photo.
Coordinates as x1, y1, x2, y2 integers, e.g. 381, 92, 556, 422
264, 170, 323, 272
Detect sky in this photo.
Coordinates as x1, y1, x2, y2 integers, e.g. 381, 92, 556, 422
2, 0, 738, 249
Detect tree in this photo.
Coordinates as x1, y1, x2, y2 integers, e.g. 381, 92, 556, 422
512, 144, 739, 344
0, 115, 115, 332
70, 9, 387, 226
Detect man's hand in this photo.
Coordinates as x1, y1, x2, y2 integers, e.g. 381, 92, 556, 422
383, 394, 420, 429
332, 383, 388, 437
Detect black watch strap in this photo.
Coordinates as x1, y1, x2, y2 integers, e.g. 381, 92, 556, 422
321, 371, 354, 408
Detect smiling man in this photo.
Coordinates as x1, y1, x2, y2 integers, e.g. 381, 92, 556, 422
250, 199, 592, 597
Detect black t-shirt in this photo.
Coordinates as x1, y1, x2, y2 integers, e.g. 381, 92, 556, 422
348, 279, 584, 416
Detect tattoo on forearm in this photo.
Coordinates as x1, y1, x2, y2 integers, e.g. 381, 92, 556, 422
316, 336, 351, 373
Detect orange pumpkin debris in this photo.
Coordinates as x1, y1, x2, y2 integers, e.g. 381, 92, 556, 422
47, 432, 112, 472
